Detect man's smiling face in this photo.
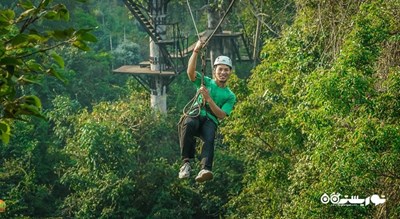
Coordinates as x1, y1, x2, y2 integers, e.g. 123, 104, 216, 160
214, 64, 231, 84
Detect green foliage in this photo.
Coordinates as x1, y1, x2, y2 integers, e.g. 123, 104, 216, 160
112, 41, 141, 66
234, 0, 295, 38
1, 0, 399, 218
0, 0, 96, 144
223, 0, 400, 218
58, 93, 178, 218
0, 116, 67, 218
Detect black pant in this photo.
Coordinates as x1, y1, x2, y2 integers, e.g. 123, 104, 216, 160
180, 115, 217, 171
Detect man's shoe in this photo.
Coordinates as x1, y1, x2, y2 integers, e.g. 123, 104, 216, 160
195, 169, 213, 183
178, 162, 191, 179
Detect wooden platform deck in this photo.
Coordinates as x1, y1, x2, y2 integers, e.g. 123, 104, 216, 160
113, 65, 175, 76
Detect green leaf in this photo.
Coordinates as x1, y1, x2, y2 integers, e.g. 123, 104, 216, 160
19, 0, 35, 10
19, 103, 43, 117
0, 9, 15, 26
16, 8, 36, 23
72, 40, 90, 51
58, 8, 69, 21
42, 0, 53, 8
46, 67, 66, 83
51, 52, 64, 68
0, 57, 23, 66
27, 33, 45, 44
0, 121, 11, 144
12, 95, 45, 119
46, 4, 69, 21
10, 34, 29, 47
72, 29, 96, 49
75, 28, 93, 35
49, 28, 74, 40
25, 59, 43, 71
23, 95, 42, 109
0, 27, 10, 35
18, 76, 41, 85
0, 42, 5, 57
44, 10, 57, 19
79, 32, 97, 43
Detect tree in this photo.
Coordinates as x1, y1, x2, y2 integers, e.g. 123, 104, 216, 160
222, 0, 400, 218
0, 0, 96, 143
112, 41, 141, 66
57, 93, 179, 218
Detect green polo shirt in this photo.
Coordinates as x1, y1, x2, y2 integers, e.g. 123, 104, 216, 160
192, 72, 236, 125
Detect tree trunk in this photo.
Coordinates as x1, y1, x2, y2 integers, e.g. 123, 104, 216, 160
253, 18, 262, 67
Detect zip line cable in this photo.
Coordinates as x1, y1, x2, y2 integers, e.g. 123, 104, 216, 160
186, 0, 201, 41
186, 0, 236, 48
203, 0, 236, 47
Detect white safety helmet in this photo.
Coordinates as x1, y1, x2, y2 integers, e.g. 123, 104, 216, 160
214, 56, 232, 69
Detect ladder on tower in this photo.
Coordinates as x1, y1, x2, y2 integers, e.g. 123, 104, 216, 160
122, 0, 187, 74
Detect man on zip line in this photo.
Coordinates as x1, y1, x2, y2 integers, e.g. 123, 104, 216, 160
178, 40, 237, 183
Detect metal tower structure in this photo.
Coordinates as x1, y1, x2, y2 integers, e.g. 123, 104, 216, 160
114, 0, 252, 113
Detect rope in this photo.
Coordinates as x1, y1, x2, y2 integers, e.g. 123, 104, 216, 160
177, 49, 205, 143
177, 84, 202, 145
200, 48, 207, 87
178, 48, 206, 138
186, 0, 201, 41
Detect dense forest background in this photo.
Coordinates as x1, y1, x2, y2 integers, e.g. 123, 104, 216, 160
1, 0, 399, 218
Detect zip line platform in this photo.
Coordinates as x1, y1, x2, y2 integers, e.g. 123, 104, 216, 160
113, 64, 175, 76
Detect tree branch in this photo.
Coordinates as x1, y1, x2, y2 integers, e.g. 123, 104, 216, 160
20, 0, 47, 33
17, 41, 68, 59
